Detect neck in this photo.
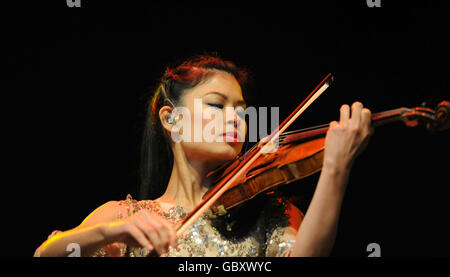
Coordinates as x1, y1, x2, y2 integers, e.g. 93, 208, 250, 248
156, 143, 216, 211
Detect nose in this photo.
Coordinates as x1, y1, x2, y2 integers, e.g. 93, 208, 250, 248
225, 108, 241, 129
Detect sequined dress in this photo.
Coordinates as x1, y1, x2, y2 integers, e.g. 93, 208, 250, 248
53, 194, 302, 257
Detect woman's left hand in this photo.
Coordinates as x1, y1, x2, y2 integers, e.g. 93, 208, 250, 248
323, 102, 373, 172
290, 102, 373, 257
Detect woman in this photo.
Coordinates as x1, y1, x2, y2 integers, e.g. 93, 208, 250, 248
34, 54, 373, 257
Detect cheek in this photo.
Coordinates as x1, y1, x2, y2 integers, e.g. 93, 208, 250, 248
241, 120, 247, 137
201, 109, 224, 138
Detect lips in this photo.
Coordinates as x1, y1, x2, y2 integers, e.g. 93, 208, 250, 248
221, 130, 241, 142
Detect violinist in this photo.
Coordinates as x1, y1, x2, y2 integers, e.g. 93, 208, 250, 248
33, 54, 373, 257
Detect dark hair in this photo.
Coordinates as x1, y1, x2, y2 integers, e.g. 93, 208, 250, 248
139, 53, 250, 200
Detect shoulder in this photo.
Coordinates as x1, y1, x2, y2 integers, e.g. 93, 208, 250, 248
78, 194, 156, 226
77, 200, 121, 229
77, 193, 153, 229
116, 194, 158, 217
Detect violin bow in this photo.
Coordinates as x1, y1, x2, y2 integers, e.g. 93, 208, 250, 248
175, 73, 334, 237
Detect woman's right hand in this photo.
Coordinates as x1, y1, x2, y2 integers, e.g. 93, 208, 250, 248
100, 208, 177, 255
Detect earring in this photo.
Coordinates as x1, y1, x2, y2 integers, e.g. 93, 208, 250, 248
167, 114, 175, 124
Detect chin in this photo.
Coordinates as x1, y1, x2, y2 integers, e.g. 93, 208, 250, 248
185, 141, 243, 164
208, 142, 241, 161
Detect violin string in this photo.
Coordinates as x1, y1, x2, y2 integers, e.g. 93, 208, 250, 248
278, 108, 406, 140
243, 108, 408, 155
278, 123, 330, 138
240, 124, 330, 154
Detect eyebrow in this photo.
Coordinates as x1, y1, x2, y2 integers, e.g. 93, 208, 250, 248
204, 91, 247, 107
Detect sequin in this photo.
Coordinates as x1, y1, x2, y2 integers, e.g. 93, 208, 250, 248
90, 194, 300, 257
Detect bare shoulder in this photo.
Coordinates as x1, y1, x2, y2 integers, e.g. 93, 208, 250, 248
77, 200, 122, 229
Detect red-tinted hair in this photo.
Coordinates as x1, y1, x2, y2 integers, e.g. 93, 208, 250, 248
140, 53, 250, 200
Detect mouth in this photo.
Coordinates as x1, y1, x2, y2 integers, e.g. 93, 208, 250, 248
221, 130, 241, 143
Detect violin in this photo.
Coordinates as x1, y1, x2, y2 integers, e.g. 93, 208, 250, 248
174, 74, 450, 237
204, 100, 450, 216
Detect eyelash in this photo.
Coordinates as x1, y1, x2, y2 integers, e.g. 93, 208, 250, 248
208, 103, 224, 109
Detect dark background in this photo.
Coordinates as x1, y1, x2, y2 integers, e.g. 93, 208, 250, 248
2, 0, 449, 257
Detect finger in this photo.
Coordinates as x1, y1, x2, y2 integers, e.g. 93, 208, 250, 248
139, 211, 170, 253
350, 102, 363, 129
360, 108, 372, 131
329, 120, 339, 129
339, 104, 350, 125
151, 215, 175, 250
327, 121, 340, 135
126, 223, 153, 251
154, 214, 177, 248
134, 215, 166, 254
147, 216, 171, 253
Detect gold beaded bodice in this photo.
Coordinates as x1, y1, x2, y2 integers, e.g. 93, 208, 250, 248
90, 194, 300, 257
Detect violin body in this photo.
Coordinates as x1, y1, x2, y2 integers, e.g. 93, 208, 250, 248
207, 138, 325, 215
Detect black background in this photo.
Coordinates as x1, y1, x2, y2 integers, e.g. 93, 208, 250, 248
2, 0, 450, 257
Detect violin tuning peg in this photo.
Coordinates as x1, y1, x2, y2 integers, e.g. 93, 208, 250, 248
435, 100, 450, 131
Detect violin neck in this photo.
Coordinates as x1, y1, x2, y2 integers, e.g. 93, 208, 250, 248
371, 107, 411, 127
280, 107, 410, 145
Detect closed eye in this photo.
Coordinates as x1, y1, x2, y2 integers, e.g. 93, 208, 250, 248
207, 103, 224, 109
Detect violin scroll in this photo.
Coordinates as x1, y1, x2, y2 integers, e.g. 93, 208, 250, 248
435, 101, 450, 131
399, 100, 450, 132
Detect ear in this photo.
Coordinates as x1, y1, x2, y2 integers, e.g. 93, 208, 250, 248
159, 105, 174, 133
